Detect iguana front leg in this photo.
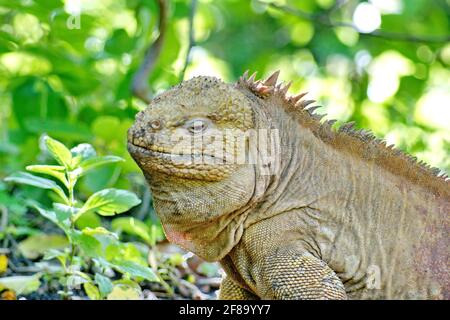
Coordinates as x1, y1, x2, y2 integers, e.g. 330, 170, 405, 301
258, 247, 347, 300
219, 275, 259, 300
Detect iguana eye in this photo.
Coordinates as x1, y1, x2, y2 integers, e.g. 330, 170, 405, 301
150, 119, 162, 130
186, 118, 208, 134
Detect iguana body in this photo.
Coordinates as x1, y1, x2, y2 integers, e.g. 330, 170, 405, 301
127, 71, 449, 299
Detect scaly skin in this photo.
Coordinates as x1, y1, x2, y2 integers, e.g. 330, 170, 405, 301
127, 71, 450, 300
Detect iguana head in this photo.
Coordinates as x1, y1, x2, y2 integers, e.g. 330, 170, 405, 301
127, 74, 277, 260
127, 76, 255, 182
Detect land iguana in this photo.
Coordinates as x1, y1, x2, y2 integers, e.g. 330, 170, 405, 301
127, 71, 449, 299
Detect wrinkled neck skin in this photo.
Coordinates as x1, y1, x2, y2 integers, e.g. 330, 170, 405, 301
244, 98, 330, 227
146, 166, 262, 261
144, 96, 280, 261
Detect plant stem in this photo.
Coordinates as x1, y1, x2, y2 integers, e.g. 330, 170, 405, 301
68, 222, 76, 267
68, 224, 76, 265
65, 171, 77, 298
68, 179, 75, 207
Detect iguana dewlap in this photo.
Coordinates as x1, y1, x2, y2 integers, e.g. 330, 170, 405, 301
127, 71, 449, 300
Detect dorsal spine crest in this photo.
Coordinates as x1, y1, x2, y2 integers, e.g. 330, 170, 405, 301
236, 70, 450, 191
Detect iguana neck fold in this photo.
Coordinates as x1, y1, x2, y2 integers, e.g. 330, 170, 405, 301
145, 163, 271, 261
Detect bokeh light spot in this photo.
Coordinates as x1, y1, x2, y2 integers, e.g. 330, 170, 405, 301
353, 2, 381, 33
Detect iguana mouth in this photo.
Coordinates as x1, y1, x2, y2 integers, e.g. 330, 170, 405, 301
127, 141, 234, 181
128, 140, 222, 162
129, 141, 179, 157
130, 138, 178, 155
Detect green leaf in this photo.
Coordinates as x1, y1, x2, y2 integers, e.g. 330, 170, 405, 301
5, 171, 57, 189
66, 272, 90, 289
82, 164, 122, 193
18, 234, 69, 259
0, 274, 41, 295
26, 165, 68, 188
84, 282, 101, 300
111, 217, 152, 244
82, 227, 118, 239
79, 156, 124, 175
43, 249, 67, 268
43, 249, 65, 261
69, 231, 102, 258
80, 188, 141, 216
44, 136, 73, 168
110, 260, 158, 282
95, 273, 113, 298
105, 242, 145, 266
106, 283, 141, 300
33, 206, 60, 226
5, 172, 68, 204
197, 262, 221, 278
53, 203, 77, 221
75, 211, 102, 230
33, 205, 70, 232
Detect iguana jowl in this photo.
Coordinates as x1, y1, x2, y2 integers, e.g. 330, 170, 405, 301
127, 71, 449, 300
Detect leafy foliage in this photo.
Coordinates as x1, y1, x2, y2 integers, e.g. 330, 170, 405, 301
4, 136, 157, 298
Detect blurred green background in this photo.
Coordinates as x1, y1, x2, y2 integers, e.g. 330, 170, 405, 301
0, 0, 449, 201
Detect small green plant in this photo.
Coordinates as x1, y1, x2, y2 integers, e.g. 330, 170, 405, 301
5, 136, 158, 299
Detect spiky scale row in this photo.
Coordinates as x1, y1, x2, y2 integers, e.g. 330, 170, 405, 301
306, 106, 320, 114
300, 100, 316, 108
238, 70, 450, 185
279, 81, 292, 95
240, 70, 313, 108
290, 92, 308, 103
239, 70, 274, 98
240, 70, 341, 128
339, 121, 355, 133
264, 70, 280, 86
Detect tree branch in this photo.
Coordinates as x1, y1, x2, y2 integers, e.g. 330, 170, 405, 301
132, 0, 168, 104
180, 0, 198, 81
261, 1, 450, 44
